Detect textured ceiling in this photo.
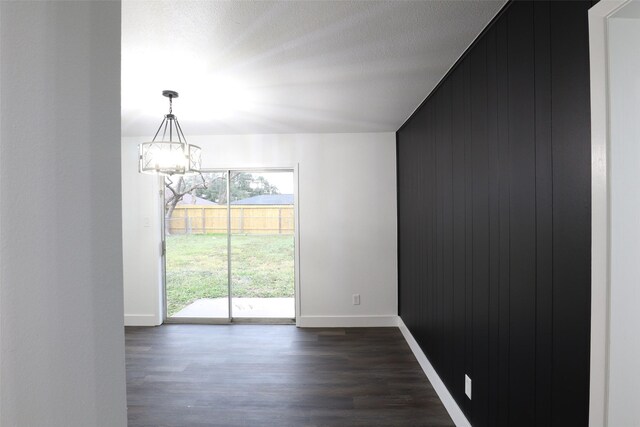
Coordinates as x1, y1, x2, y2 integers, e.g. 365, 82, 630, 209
122, 0, 506, 136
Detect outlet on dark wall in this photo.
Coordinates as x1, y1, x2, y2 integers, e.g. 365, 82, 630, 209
396, 1, 593, 426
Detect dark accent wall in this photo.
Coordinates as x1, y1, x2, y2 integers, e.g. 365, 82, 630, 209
396, 1, 592, 426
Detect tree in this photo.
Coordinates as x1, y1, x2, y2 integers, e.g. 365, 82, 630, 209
164, 174, 209, 220
164, 172, 281, 219
193, 172, 280, 204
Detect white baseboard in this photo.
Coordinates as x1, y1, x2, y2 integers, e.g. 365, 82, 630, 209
124, 314, 160, 327
398, 318, 471, 427
297, 315, 399, 328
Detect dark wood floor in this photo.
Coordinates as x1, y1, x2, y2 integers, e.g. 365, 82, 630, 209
126, 325, 454, 427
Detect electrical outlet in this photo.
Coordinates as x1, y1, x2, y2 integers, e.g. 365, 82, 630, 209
352, 294, 360, 305
465, 375, 472, 399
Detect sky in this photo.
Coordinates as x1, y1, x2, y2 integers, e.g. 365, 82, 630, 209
251, 171, 294, 194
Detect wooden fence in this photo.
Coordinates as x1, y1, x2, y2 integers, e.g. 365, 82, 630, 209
167, 205, 294, 235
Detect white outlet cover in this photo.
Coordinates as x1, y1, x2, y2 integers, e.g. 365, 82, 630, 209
353, 294, 360, 305
465, 375, 472, 399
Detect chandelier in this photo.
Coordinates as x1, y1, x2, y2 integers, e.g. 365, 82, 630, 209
138, 90, 201, 175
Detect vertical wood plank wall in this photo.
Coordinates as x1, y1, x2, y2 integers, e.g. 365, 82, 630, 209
396, 2, 593, 426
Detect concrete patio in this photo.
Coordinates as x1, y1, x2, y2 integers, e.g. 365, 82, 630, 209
172, 297, 295, 319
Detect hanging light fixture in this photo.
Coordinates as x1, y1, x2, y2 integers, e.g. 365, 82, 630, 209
138, 90, 202, 175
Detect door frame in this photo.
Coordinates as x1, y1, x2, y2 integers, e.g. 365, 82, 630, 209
161, 166, 300, 325
588, 1, 631, 425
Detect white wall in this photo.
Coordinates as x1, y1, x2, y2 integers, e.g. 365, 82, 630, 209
121, 160, 164, 326
0, 2, 127, 426
122, 132, 398, 327
606, 13, 640, 427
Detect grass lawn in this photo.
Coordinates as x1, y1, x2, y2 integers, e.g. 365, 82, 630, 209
165, 233, 294, 316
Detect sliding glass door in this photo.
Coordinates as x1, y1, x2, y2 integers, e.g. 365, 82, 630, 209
229, 171, 295, 318
164, 172, 230, 320
163, 169, 295, 322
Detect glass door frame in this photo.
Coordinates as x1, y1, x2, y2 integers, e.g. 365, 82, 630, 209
161, 166, 300, 325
